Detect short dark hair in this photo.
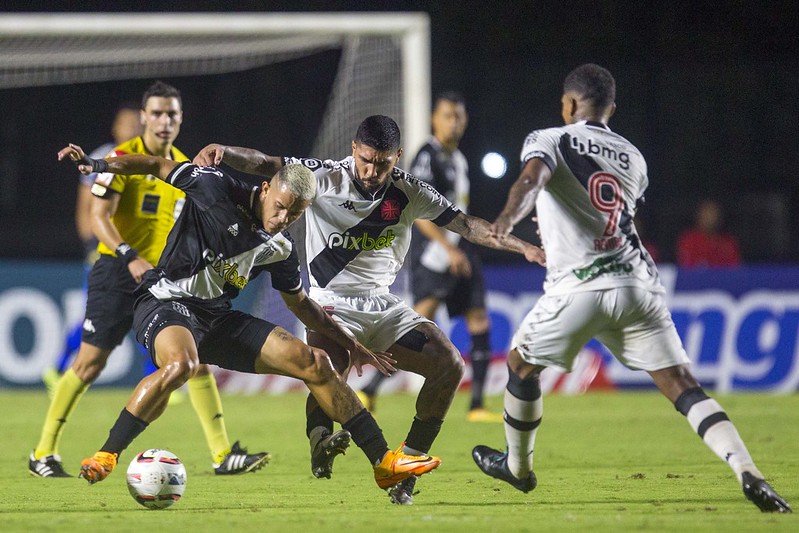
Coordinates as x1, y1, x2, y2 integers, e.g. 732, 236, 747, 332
354, 115, 401, 152
434, 90, 466, 111
141, 80, 182, 110
563, 64, 616, 110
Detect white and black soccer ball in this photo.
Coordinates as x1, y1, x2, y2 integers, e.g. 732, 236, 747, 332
126, 449, 187, 510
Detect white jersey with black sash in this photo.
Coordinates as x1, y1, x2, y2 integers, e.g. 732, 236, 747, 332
139, 163, 302, 308
521, 120, 661, 295
283, 155, 460, 295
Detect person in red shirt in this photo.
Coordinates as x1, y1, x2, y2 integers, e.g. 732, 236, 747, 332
677, 199, 741, 267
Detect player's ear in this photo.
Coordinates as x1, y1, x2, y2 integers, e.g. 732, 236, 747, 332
607, 102, 617, 120
396, 147, 403, 160
351, 140, 357, 154
261, 180, 271, 196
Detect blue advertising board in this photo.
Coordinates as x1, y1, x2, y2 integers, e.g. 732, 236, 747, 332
445, 264, 799, 393
0, 260, 260, 389
1, 261, 798, 392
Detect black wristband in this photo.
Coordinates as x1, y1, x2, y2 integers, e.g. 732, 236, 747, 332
115, 243, 139, 264
77, 155, 109, 174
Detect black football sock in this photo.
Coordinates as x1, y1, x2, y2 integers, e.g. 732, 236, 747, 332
469, 331, 491, 410
403, 416, 443, 455
305, 403, 334, 438
342, 409, 388, 465
100, 408, 149, 457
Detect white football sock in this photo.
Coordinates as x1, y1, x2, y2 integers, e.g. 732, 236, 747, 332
504, 389, 543, 479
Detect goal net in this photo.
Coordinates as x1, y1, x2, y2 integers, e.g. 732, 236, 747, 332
0, 13, 429, 392
0, 12, 430, 157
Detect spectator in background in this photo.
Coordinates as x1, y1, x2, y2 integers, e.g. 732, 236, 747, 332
676, 199, 741, 267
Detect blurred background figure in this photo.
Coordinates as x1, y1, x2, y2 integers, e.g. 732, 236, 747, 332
42, 103, 143, 392
676, 199, 741, 267
74, 104, 143, 262
634, 214, 661, 263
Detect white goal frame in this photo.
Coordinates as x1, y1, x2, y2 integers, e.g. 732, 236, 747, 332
0, 11, 431, 157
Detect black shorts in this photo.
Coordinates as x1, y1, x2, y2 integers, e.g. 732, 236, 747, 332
133, 292, 278, 373
82, 254, 139, 350
411, 246, 486, 317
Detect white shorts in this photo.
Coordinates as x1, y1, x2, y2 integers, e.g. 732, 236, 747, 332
512, 287, 689, 372
308, 288, 433, 352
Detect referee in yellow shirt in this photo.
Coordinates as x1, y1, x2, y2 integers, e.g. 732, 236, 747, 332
30, 81, 269, 478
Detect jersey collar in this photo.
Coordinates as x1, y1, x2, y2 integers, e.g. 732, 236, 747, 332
582, 120, 610, 130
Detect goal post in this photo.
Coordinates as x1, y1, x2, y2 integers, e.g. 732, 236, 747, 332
0, 12, 429, 391
0, 12, 431, 158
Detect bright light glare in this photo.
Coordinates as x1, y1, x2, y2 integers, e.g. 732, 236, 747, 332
481, 152, 507, 179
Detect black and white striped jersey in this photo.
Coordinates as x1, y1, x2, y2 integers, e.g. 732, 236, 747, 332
140, 163, 302, 307
283, 155, 460, 294
521, 120, 661, 295
409, 137, 470, 273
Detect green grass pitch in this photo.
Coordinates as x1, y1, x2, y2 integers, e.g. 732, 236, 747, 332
2, 389, 797, 532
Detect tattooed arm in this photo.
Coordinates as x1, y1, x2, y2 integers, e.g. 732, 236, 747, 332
443, 212, 546, 266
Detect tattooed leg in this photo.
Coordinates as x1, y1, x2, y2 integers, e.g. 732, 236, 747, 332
253, 327, 362, 423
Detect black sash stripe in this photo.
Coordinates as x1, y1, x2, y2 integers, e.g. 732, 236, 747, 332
559, 133, 603, 189
310, 184, 410, 288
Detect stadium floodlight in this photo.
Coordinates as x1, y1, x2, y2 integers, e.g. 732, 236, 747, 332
0, 12, 431, 159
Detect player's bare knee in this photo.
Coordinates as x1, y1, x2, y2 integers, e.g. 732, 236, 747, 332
155, 349, 198, 390
428, 341, 465, 381
297, 346, 337, 386
157, 359, 195, 391
466, 309, 490, 333
448, 348, 466, 380
507, 350, 541, 380
71, 348, 110, 382
72, 360, 106, 383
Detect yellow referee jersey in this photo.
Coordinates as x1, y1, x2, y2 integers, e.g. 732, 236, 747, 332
90, 136, 189, 266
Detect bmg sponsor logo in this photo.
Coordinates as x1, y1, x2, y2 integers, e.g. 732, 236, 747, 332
569, 135, 631, 169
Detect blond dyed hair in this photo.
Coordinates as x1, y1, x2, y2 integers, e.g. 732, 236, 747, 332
275, 163, 317, 201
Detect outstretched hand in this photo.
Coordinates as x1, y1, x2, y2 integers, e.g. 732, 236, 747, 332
448, 247, 473, 278
127, 256, 155, 284
523, 244, 546, 266
490, 215, 514, 240
57, 143, 93, 174
193, 143, 226, 166
349, 341, 396, 378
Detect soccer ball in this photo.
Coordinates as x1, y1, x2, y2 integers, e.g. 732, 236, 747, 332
126, 449, 187, 510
